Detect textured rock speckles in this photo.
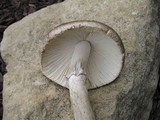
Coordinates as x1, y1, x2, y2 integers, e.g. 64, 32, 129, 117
1, 0, 160, 120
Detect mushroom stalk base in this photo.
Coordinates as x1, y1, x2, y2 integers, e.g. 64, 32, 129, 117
68, 75, 95, 120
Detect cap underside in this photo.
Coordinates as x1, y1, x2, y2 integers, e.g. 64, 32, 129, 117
42, 26, 124, 89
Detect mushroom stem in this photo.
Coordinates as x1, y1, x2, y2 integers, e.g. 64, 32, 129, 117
69, 75, 95, 120
68, 41, 95, 120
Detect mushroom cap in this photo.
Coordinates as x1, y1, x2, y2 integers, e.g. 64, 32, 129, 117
41, 20, 124, 89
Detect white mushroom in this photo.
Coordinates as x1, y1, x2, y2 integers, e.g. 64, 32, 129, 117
41, 21, 124, 120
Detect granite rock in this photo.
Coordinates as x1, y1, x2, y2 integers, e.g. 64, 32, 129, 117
1, 0, 160, 120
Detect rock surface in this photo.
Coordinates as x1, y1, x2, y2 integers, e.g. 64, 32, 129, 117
0, 0, 64, 119
1, 0, 160, 120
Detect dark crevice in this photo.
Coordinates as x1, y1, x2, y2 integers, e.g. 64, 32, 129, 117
149, 0, 160, 119
149, 67, 160, 120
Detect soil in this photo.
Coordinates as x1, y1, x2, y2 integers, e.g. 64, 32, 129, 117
0, 0, 159, 120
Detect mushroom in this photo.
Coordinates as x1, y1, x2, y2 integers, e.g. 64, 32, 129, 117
41, 20, 124, 120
